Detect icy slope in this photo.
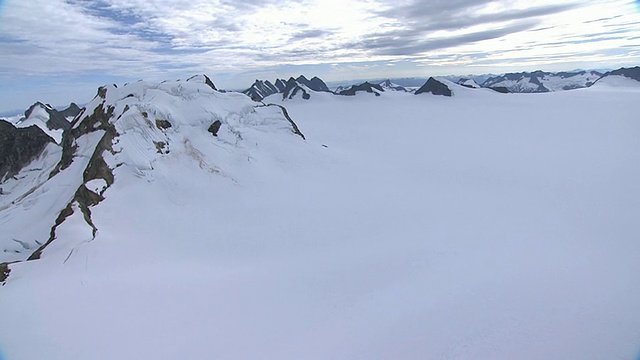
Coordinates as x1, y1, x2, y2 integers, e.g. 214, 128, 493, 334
1, 83, 640, 360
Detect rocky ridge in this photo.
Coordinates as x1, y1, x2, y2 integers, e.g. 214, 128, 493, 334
0, 75, 306, 282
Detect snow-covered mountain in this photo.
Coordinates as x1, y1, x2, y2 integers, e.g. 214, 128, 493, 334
378, 79, 410, 92
336, 81, 385, 96
2, 68, 640, 360
335, 78, 457, 97
4, 102, 81, 144
415, 77, 454, 96
457, 78, 481, 89
592, 66, 640, 87
243, 75, 332, 101
243, 80, 280, 101
481, 70, 603, 93
0, 74, 304, 266
0, 119, 56, 182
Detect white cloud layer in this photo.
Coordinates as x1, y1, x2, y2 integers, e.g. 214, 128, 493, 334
0, 0, 639, 109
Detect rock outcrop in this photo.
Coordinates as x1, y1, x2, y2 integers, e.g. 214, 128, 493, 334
337, 82, 384, 96
415, 78, 453, 97
0, 120, 54, 182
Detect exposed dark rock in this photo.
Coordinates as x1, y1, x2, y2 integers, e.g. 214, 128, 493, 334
482, 71, 550, 92
243, 80, 280, 101
281, 77, 298, 96
83, 125, 117, 189
490, 86, 510, 94
274, 79, 287, 92
59, 103, 82, 122
154, 141, 169, 154
481, 70, 601, 92
243, 76, 331, 101
415, 78, 452, 97
600, 66, 640, 82
457, 78, 481, 89
208, 120, 222, 136
97, 86, 108, 99
186, 75, 218, 91
0, 120, 54, 182
203, 75, 218, 91
296, 75, 331, 92
28, 203, 74, 261
562, 84, 583, 90
379, 80, 408, 92
30, 97, 119, 262
49, 103, 115, 179
260, 104, 305, 140
282, 77, 311, 100
22, 102, 76, 131
155, 119, 172, 130
0, 262, 10, 284
337, 82, 384, 96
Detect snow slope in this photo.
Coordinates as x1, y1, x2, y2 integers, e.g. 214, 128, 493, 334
540, 71, 602, 91
592, 74, 640, 88
1, 81, 640, 360
482, 70, 602, 93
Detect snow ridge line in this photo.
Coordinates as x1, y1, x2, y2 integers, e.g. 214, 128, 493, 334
259, 103, 306, 140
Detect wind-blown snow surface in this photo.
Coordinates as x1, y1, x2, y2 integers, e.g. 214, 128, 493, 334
2, 84, 640, 359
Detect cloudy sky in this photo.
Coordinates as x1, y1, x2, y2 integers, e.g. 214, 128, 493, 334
0, 0, 639, 111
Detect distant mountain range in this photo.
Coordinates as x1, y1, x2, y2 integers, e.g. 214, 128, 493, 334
480, 70, 603, 93
240, 66, 639, 100
243, 75, 333, 101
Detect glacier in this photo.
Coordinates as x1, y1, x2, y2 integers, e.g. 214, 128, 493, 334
1, 75, 640, 360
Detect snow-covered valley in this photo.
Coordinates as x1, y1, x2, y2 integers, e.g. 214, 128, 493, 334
1, 78, 640, 360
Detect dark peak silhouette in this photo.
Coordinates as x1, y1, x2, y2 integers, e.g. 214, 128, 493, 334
415, 78, 452, 97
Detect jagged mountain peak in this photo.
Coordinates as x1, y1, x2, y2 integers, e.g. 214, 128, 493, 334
244, 79, 279, 101
244, 75, 331, 101
297, 75, 331, 92
337, 81, 384, 96
457, 78, 481, 89
274, 79, 287, 92
0, 119, 55, 182
415, 77, 453, 97
23, 101, 80, 128
11, 101, 80, 144
379, 79, 408, 92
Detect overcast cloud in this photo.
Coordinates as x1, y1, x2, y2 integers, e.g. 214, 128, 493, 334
0, 0, 639, 110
